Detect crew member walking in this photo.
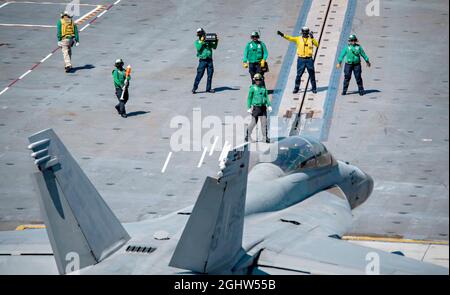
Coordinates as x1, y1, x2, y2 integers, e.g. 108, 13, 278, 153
336, 34, 371, 96
246, 74, 272, 143
112, 59, 131, 118
192, 28, 218, 94
57, 11, 79, 73
243, 31, 268, 86
277, 26, 318, 94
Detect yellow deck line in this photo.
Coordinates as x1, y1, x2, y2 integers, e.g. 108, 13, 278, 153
15, 224, 46, 230
342, 235, 449, 245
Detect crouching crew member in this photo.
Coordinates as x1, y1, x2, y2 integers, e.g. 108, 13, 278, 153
246, 73, 272, 143
112, 59, 131, 118
243, 31, 269, 86
57, 11, 79, 73
192, 28, 218, 94
336, 34, 371, 96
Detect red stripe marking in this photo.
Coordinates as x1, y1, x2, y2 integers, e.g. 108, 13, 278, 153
30, 63, 40, 70
7, 78, 19, 87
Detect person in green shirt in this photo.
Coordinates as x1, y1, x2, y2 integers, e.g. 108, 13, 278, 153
336, 34, 371, 96
57, 11, 79, 72
192, 28, 218, 94
112, 59, 131, 118
246, 74, 272, 143
243, 31, 268, 86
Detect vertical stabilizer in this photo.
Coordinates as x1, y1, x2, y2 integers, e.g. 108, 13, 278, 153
28, 129, 130, 274
169, 143, 249, 274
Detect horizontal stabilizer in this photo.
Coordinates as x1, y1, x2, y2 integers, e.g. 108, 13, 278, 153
169, 143, 250, 274
28, 129, 130, 274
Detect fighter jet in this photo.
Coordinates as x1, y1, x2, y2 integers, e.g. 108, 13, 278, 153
0, 129, 446, 275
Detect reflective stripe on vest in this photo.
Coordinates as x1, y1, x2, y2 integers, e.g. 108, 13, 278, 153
61, 18, 75, 39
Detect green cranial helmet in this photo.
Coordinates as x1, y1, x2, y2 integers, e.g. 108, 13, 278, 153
348, 34, 358, 42
251, 31, 260, 38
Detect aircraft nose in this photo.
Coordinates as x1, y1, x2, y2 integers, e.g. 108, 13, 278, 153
365, 172, 374, 197
358, 172, 374, 207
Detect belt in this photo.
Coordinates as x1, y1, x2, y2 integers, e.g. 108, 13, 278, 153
299, 56, 312, 59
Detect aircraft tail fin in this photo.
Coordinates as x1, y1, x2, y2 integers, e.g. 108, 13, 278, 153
28, 129, 130, 274
169, 143, 250, 274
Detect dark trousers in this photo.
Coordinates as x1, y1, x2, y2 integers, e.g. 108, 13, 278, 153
246, 106, 268, 141
115, 87, 129, 115
343, 63, 364, 92
193, 58, 214, 91
295, 57, 317, 90
249, 62, 266, 87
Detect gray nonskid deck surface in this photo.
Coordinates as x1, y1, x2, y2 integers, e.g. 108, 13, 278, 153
0, 0, 303, 229
325, 0, 449, 241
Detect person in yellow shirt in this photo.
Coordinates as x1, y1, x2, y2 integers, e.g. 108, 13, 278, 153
277, 27, 318, 94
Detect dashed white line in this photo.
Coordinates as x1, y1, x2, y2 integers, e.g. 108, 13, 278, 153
161, 152, 173, 173
0, 1, 120, 97
80, 23, 90, 32
198, 147, 208, 168
0, 88, 9, 96
97, 10, 107, 18
209, 136, 219, 156
18, 70, 32, 80
40, 53, 53, 63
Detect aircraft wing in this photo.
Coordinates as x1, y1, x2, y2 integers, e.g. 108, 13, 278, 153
254, 231, 448, 275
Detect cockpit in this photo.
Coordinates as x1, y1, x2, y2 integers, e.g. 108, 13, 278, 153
270, 136, 337, 174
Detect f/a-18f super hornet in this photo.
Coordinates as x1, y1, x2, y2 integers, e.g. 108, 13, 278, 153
0, 129, 446, 275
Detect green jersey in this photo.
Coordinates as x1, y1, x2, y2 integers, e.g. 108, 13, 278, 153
247, 85, 271, 109
338, 43, 370, 65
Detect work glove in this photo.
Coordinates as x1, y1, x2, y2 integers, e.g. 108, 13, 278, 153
247, 108, 252, 114
57, 41, 62, 47
366, 61, 371, 67
336, 63, 341, 69
267, 106, 272, 113
277, 31, 284, 37
260, 59, 266, 67
243, 62, 249, 68
75, 42, 80, 47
